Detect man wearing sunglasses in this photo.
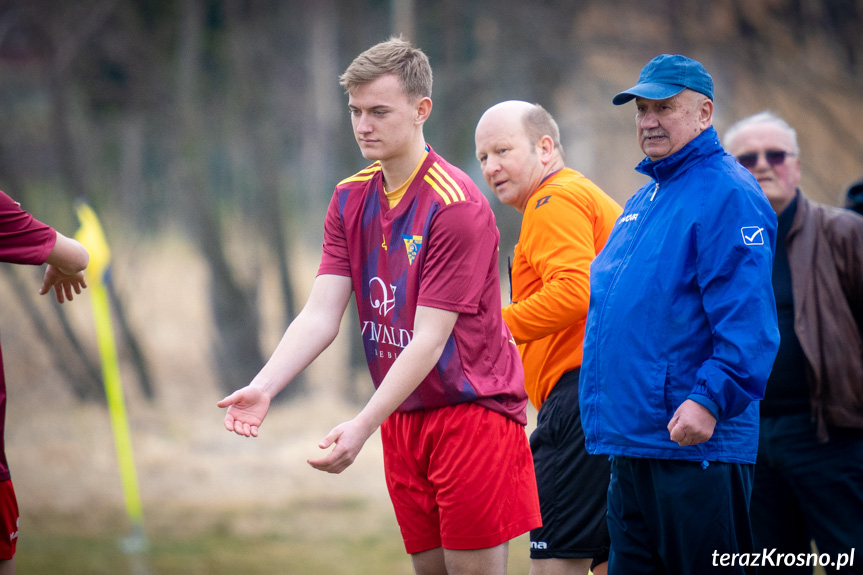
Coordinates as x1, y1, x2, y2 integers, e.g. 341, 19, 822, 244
725, 111, 863, 572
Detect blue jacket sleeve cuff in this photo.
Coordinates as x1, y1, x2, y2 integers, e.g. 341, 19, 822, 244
688, 392, 720, 421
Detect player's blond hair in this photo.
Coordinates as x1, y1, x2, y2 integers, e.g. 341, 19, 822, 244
339, 36, 432, 101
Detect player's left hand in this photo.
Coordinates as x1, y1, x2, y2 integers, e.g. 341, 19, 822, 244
668, 399, 716, 447
39, 264, 87, 304
308, 418, 374, 474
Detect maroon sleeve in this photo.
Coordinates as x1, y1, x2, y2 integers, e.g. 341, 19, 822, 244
417, 200, 497, 315
0, 191, 56, 265
317, 190, 352, 277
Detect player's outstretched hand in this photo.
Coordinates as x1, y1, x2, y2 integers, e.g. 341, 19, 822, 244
307, 418, 374, 474
218, 386, 271, 438
40, 264, 87, 304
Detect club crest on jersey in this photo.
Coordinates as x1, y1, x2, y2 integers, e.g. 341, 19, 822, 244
402, 234, 422, 265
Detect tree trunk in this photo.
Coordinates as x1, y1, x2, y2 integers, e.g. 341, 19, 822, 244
175, 0, 266, 396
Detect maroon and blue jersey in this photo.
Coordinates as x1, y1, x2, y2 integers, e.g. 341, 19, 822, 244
0, 190, 57, 482
318, 146, 528, 425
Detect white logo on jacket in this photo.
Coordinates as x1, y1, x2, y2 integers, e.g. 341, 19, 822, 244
740, 227, 765, 245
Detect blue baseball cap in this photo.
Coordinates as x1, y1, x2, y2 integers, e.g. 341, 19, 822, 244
612, 54, 714, 105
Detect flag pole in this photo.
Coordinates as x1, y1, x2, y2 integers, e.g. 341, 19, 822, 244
74, 203, 149, 567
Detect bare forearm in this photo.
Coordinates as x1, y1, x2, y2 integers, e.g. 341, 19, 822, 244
250, 274, 351, 399
353, 306, 458, 433
304, 305, 458, 474
353, 341, 439, 431
250, 315, 336, 397
46, 232, 89, 274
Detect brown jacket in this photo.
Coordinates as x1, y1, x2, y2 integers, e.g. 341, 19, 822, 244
787, 190, 863, 441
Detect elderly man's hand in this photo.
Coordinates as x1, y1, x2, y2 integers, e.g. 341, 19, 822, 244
668, 400, 716, 446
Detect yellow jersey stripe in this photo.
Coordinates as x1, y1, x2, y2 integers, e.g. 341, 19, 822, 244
434, 163, 467, 202
426, 166, 457, 203
424, 174, 452, 205
427, 163, 466, 203
427, 164, 458, 203
339, 164, 382, 186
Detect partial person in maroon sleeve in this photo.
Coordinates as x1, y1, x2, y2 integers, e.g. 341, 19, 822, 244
0, 189, 89, 575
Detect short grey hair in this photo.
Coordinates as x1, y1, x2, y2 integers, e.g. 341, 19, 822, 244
724, 111, 800, 156
523, 103, 564, 158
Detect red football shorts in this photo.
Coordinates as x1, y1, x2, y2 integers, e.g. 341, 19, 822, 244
381, 402, 541, 554
0, 480, 19, 560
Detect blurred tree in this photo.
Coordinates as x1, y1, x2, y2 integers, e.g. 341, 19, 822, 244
172, 0, 267, 397
220, 0, 308, 397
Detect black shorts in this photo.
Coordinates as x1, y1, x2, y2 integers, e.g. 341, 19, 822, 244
529, 368, 610, 563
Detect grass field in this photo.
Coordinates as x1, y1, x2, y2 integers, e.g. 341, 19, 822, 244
17, 501, 410, 574
17, 501, 532, 574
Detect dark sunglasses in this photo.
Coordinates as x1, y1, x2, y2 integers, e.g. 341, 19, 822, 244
735, 150, 795, 169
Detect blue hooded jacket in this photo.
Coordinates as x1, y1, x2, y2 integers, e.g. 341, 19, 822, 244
579, 126, 780, 464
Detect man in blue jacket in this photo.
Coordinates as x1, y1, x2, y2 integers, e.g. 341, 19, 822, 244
579, 54, 780, 574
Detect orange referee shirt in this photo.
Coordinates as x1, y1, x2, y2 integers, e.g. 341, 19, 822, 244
502, 168, 622, 410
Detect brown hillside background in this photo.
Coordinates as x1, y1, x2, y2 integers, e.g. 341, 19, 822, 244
0, 0, 860, 572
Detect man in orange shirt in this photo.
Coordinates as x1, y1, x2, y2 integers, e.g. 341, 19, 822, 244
476, 101, 622, 575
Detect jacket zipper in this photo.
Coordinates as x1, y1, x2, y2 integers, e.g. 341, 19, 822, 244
592, 182, 660, 417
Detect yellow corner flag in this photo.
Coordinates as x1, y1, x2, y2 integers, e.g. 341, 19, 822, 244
74, 203, 148, 555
